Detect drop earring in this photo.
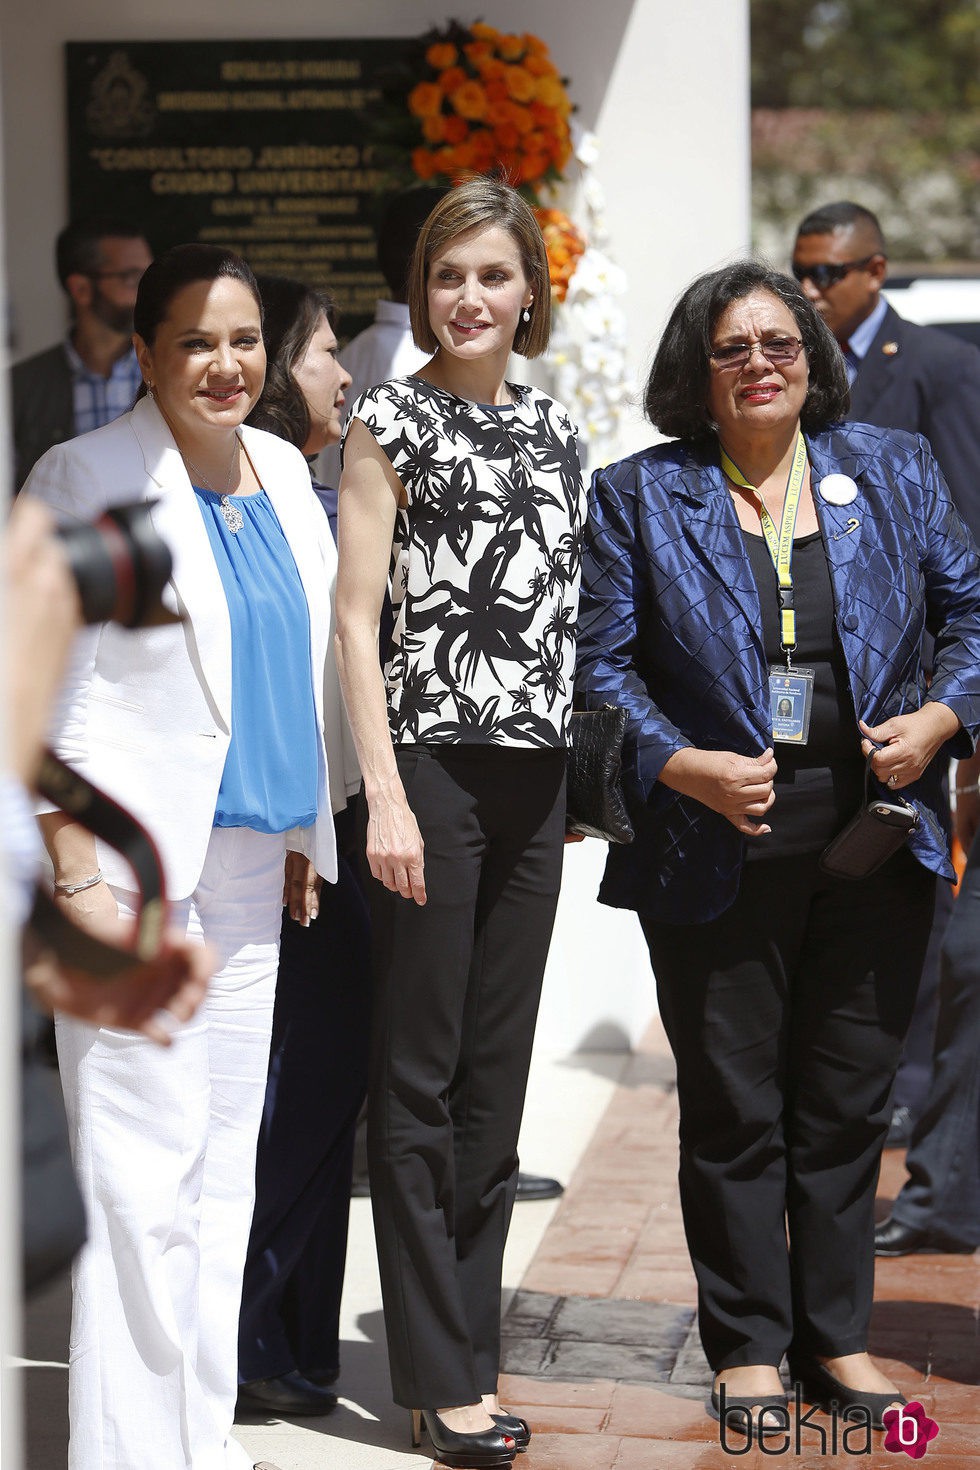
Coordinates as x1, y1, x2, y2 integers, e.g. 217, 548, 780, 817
522, 304, 532, 323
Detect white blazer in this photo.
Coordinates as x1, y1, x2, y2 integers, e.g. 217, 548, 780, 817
25, 395, 360, 900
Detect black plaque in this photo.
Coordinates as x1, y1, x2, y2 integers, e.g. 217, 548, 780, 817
67, 40, 408, 339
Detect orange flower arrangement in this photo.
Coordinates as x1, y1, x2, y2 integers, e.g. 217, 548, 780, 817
534, 208, 586, 303
402, 20, 573, 196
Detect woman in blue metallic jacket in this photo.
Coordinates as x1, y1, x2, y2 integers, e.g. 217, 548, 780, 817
576, 261, 980, 1440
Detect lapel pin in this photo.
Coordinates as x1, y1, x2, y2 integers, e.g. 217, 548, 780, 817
819, 474, 858, 506
833, 517, 860, 541
882, 341, 899, 355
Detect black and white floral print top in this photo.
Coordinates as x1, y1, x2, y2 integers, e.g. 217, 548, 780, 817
345, 375, 584, 747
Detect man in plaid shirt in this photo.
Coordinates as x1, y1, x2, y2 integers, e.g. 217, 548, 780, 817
12, 215, 151, 489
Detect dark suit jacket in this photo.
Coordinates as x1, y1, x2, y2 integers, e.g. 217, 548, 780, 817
11, 343, 74, 491
576, 424, 980, 924
850, 302, 980, 541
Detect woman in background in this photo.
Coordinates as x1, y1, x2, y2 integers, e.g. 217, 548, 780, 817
237, 276, 371, 1418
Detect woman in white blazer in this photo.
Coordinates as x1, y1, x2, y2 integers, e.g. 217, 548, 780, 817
25, 244, 359, 1470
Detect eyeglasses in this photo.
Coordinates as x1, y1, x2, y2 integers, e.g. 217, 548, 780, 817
790, 256, 876, 290
88, 268, 146, 286
709, 335, 804, 371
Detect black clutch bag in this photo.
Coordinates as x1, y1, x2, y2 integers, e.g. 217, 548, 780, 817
819, 750, 919, 880
566, 707, 635, 844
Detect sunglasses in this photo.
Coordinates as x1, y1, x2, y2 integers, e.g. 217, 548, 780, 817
709, 335, 804, 371
790, 256, 876, 290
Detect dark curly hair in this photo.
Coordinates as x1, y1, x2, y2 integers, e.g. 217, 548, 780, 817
644, 260, 849, 441
246, 275, 339, 451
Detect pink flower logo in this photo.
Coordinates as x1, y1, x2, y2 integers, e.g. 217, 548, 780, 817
883, 1402, 940, 1458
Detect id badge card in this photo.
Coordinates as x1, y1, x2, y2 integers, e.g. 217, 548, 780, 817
769, 666, 814, 745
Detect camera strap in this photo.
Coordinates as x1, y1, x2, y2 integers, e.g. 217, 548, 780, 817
29, 751, 168, 977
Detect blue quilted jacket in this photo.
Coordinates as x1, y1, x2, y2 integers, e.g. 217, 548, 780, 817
576, 423, 980, 923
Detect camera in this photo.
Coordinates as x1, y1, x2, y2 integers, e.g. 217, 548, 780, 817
56, 502, 178, 628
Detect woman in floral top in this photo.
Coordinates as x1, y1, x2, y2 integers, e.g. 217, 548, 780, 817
336, 177, 583, 1469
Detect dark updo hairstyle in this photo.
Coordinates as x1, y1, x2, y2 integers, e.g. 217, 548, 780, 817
407, 174, 551, 359
644, 260, 850, 441
133, 243, 262, 401
134, 243, 261, 344
246, 275, 339, 451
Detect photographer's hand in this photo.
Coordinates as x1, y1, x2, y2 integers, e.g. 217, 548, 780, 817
5, 498, 80, 786
24, 932, 212, 1045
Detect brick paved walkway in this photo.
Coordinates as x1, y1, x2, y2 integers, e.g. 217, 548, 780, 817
23, 1023, 975, 1468
494, 1017, 979, 1469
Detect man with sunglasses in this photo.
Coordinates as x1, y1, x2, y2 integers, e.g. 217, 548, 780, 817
791, 200, 980, 534
795, 201, 980, 1262
12, 215, 152, 489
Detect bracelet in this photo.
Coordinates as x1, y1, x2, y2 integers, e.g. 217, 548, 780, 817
53, 870, 104, 897
955, 785, 980, 797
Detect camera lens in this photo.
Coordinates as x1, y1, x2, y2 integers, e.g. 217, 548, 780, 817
56, 502, 176, 628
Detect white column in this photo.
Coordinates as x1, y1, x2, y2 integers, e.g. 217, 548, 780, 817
0, 77, 26, 1470
536, 0, 751, 1053
593, 0, 752, 458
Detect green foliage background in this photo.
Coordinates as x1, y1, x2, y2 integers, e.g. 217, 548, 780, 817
750, 0, 980, 263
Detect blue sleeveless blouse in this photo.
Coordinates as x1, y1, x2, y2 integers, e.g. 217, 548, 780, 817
194, 486, 318, 833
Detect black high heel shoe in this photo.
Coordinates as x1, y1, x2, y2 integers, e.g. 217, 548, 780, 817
788, 1356, 907, 1431
410, 1409, 517, 1467
491, 1411, 531, 1451
708, 1383, 789, 1438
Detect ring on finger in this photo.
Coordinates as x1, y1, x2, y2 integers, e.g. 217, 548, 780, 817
888, 774, 898, 787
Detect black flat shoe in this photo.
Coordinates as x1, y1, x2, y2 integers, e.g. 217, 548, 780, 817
516, 1172, 564, 1201
491, 1411, 530, 1450
237, 1370, 338, 1416
410, 1409, 516, 1467
708, 1384, 789, 1437
874, 1215, 977, 1257
788, 1356, 906, 1431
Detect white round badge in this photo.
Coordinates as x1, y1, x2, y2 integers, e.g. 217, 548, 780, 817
818, 474, 858, 506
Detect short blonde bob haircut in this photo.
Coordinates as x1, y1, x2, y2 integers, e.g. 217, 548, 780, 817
407, 175, 551, 359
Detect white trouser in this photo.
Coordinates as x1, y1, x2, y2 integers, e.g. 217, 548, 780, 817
57, 826, 287, 1470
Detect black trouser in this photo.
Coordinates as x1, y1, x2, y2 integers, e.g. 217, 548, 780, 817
892, 829, 980, 1246
639, 849, 935, 1371
892, 858, 952, 1117
238, 812, 372, 1383
364, 746, 566, 1408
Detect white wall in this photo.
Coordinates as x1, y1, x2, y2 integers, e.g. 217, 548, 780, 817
1, 0, 751, 1052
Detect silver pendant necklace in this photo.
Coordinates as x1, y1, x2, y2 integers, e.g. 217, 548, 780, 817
183, 440, 245, 533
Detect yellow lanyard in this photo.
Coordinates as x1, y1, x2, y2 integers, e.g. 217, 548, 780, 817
720, 430, 808, 657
